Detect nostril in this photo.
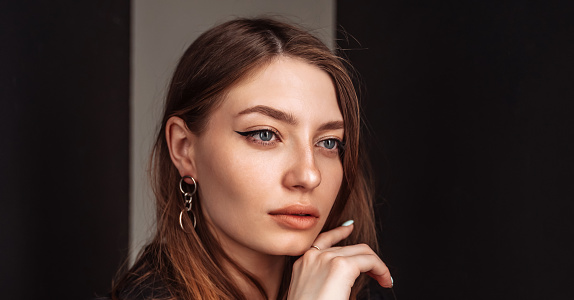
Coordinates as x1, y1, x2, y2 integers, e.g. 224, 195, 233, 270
282, 150, 322, 190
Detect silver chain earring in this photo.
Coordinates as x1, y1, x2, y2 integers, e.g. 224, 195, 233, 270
178, 176, 197, 232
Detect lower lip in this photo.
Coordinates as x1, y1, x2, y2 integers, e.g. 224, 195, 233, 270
270, 214, 318, 230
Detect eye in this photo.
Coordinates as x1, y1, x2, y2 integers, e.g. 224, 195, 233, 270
258, 130, 273, 142
235, 129, 279, 144
318, 138, 342, 151
321, 139, 337, 149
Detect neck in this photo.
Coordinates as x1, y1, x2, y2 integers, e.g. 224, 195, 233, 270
222, 245, 286, 300
202, 211, 287, 299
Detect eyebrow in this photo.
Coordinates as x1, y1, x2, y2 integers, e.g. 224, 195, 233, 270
237, 105, 297, 125
317, 120, 344, 132
237, 105, 344, 131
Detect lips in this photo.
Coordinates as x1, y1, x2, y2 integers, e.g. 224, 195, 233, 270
268, 204, 320, 217
268, 204, 319, 230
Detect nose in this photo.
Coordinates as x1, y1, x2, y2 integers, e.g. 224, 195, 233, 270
283, 146, 321, 191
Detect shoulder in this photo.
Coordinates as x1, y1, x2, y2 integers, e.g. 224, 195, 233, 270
110, 247, 174, 300
116, 276, 172, 300
112, 268, 173, 300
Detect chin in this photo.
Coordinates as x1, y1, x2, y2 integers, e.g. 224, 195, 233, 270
281, 247, 311, 256
263, 235, 315, 256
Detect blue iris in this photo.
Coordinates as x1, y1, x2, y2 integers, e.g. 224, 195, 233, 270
259, 131, 273, 141
323, 139, 336, 149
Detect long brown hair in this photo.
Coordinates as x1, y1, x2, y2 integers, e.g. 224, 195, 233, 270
112, 17, 377, 300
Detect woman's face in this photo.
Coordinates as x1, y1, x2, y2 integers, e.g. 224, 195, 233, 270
191, 57, 343, 257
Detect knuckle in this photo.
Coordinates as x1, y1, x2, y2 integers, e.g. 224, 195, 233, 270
318, 251, 337, 261
330, 256, 351, 270
368, 253, 380, 261
369, 254, 386, 266
302, 249, 317, 260
357, 243, 372, 251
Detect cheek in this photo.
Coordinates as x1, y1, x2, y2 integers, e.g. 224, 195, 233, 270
195, 135, 344, 227
325, 164, 344, 204
318, 154, 344, 187
312, 156, 344, 216
195, 143, 281, 212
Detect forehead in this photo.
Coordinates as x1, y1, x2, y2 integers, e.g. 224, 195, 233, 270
220, 56, 342, 123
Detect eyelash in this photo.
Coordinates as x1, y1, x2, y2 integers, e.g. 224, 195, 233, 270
317, 139, 344, 152
235, 129, 345, 154
235, 129, 281, 146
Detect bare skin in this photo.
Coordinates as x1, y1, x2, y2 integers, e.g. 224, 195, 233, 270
288, 224, 392, 300
166, 57, 392, 299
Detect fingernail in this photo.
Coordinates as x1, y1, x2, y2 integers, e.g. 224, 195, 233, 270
341, 220, 354, 226
391, 276, 394, 287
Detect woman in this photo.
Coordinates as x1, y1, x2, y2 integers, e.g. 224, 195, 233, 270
111, 17, 393, 300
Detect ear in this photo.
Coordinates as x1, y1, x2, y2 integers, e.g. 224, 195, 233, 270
165, 116, 197, 179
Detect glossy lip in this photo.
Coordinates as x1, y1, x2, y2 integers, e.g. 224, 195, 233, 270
268, 204, 320, 230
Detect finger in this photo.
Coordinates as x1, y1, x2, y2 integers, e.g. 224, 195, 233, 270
311, 221, 354, 250
320, 244, 393, 288
336, 254, 393, 288
321, 243, 374, 256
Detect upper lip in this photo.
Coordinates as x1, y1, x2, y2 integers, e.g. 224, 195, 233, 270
268, 204, 320, 218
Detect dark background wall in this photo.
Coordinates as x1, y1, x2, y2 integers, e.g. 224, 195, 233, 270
0, 1, 129, 299
337, 0, 574, 299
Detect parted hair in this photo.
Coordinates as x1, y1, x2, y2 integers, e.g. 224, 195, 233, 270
111, 17, 377, 300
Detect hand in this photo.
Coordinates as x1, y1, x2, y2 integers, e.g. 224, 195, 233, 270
287, 221, 393, 300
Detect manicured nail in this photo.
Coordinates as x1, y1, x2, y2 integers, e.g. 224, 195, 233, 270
391, 276, 394, 287
341, 220, 354, 226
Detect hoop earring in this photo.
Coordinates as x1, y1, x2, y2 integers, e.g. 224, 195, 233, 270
178, 176, 197, 232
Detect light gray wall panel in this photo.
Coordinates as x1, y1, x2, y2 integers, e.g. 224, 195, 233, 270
131, 0, 335, 260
